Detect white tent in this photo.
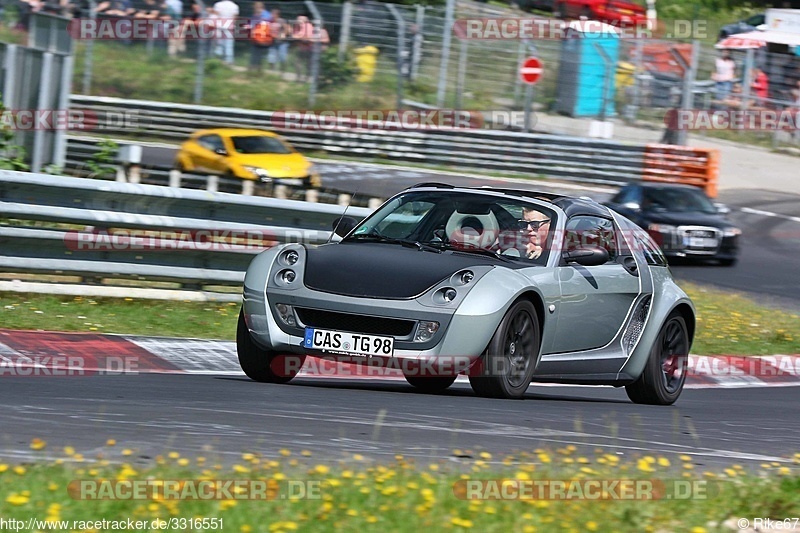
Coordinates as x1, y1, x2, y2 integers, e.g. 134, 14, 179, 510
716, 29, 800, 49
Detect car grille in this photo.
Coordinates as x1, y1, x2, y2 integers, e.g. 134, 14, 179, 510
687, 230, 715, 238
295, 308, 416, 337
677, 226, 721, 254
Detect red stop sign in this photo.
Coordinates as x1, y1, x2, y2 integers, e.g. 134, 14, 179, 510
520, 57, 543, 85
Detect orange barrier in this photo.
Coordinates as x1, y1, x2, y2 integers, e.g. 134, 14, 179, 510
642, 145, 719, 198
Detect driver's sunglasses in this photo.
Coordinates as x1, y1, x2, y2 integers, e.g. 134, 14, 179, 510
518, 218, 551, 231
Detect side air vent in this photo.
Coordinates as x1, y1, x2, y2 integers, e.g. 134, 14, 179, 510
622, 296, 652, 356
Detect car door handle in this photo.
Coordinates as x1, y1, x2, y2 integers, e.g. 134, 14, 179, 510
622, 256, 639, 276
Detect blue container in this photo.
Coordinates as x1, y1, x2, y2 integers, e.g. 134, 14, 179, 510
555, 24, 621, 118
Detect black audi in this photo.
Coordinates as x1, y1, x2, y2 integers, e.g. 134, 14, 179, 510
605, 183, 741, 266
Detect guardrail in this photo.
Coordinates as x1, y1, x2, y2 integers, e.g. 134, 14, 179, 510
68, 95, 720, 195
64, 137, 385, 208
0, 170, 372, 289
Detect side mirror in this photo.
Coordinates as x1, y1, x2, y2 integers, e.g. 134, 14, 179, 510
714, 202, 730, 215
214, 147, 228, 156
332, 216, 358, 238
563, 246, 609, 267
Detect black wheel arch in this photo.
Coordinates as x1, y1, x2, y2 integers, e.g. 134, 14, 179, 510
670, 303, 695, 347
514, 290, 546, 347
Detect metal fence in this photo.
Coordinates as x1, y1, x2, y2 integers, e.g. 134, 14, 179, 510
5, 1, 793, 151
0, 17, 74, 172
0, 170, 371, 288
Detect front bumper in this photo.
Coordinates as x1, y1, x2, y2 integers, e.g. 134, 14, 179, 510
241, 247, 513, 367
650, 227, 738, 261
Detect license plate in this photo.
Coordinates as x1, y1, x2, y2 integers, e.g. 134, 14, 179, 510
685, 237, 716, 248
303, 328, 394, 357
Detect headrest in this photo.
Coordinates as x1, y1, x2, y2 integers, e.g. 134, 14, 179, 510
445, 210, 499, 249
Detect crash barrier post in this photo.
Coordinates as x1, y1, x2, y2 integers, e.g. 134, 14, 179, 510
641, 145, 720, 198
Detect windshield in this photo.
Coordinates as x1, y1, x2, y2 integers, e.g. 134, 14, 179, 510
345, 191, 558, 264
231, 135, 293, 155
643, 187, 717, 214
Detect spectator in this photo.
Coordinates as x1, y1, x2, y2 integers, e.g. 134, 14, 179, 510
165, 0, 184, 56
713, 51, 736, 100
267, 8, 290, 72
212, 0, 238, 65
751, 67, 769, 105
248, 2, 272, 72
292, 15, 329, 83
791, 80, 800, 106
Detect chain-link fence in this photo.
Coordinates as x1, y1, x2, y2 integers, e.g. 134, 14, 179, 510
14, 0, 800, 147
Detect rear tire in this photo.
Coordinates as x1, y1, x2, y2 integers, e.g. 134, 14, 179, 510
625, 312, 689, 405
237, 310, 304, 383
469, 300, 540, 399
404, 375, 457, 393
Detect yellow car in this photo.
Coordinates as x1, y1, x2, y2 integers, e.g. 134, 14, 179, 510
174, 128, 321, 188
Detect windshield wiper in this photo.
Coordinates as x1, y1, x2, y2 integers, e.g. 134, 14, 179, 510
426, 241, 513, 262
347, 234, 441, 253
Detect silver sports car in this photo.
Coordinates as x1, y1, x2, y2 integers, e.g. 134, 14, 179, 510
239, 184, 695, 405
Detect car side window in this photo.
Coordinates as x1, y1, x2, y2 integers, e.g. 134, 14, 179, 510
564, 215, 617, 262
614, 187, 642, 206
633, 230, 668, 266
198, 135, 225, 153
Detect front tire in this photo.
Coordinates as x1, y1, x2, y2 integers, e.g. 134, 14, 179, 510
237, 310, 304, 383
625, 312, 689, 405
469, 300, 540, 399
404, 374, 457, 393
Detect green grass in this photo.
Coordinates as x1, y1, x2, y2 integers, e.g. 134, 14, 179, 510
1, 444, 799, 532
0, 294, 239, 339
2, 281, 799, 355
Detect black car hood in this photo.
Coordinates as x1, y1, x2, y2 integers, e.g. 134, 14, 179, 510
302, 242, 503, 299
645, 210, 730, 228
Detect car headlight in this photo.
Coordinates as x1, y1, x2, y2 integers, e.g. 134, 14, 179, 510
648, 223, 678, 234
723, 227, 741, 237
243, 166, 272, 181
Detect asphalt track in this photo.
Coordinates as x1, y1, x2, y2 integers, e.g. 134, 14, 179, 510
136, 143, 800, 308
1, 374, 799, 468
10, 144, 790, 469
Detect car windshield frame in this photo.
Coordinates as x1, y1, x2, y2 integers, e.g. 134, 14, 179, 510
230, 135, 293, 155
343, 190, 560, 265
643, 187, 718, 215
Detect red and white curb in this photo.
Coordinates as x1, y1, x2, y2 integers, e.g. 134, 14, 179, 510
1, 329, 799, 389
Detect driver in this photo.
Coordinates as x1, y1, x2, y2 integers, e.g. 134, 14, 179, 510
518, 206, 552, 260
